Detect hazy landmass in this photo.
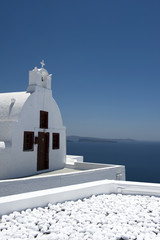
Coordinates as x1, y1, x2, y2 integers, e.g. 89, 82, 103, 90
67, 136, 136, 143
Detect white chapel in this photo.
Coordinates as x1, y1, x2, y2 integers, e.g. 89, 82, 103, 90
0, 61, 66, 179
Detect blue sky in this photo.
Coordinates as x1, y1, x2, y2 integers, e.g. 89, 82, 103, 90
0, 0, 160, 141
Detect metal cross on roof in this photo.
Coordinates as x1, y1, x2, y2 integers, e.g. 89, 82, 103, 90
40, 60, 45, 68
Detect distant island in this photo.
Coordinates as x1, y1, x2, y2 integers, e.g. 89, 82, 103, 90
67, 136, 136, 143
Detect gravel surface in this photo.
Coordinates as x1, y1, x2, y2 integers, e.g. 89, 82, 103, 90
0, 194, 160, 240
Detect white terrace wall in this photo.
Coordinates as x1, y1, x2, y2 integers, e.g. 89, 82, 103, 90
0, 161, 125, 197
1, 180, 160, 217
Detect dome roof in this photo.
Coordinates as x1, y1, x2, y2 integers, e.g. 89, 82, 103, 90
38, 68, 49, 81
37, 68, 49, 75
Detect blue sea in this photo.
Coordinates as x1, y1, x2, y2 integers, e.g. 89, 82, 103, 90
67, 141, 160, 183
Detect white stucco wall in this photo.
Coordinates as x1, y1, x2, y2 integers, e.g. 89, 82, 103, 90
0, 89, 66, 179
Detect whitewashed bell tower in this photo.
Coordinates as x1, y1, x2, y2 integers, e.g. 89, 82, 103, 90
27, 60, 52, 93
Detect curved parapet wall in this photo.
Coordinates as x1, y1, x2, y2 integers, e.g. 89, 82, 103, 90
0, 92, 30, 121
0, 92, 30, 141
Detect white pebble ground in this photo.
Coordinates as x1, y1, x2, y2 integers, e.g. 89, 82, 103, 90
0, 194, 160, 240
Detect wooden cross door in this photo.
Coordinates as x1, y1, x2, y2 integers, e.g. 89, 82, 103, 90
37, 132, 49, 171
37, 111, 49, 171
23, 111, 60, 172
